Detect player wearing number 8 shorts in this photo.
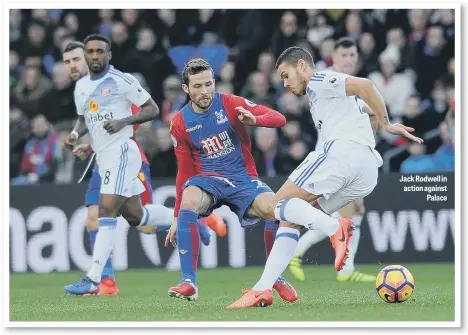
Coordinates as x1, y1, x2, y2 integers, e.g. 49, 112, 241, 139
62, 35, 226, 296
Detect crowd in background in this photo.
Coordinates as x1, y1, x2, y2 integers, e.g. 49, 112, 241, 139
9, 9, 455, 185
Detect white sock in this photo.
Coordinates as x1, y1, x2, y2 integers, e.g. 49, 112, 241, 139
252, 227, 300, 291
139, 204, 174, 227
294, 229, 327, 257
338, 215, 363, 275
87, 217, 117, 283
275, 198, 339, 236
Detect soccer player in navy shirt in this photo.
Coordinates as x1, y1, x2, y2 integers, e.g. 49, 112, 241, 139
165, 58, 297, 303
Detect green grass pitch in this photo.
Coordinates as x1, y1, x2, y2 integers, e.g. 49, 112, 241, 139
9, 263, 455, 322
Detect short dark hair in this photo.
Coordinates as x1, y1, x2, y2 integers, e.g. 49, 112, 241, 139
275, 47, 315, 69
182, 58, 214, 85
63, 41, 84, 54
334, 37, 356, 50
83, 34, 111, 50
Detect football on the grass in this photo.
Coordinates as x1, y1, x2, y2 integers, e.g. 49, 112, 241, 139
376, 265, 415, 303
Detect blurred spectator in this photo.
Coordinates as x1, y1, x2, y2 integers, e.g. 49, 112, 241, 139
408, 9, 428, 46
315, 38, 335, 70
22, 23, 49, 62
10, 101, 30, 178
413, 24, 453, 96
110, 21, 132, 70
12, 66, 53, 118
241, 72, 276, 108
386, 27, 413, 71
97, 9, 114, 37
62, 12, 83, 40
149, 127, 178, 177
307, 13, 334, 48
10, 50, 22, 87
357, 32, 379, 76
38, 62, 76, 124
368, 45, 415, 118
270, 11, 300, 59
400, 143, 435, 173
257, 52, 275, 78
160, 75, 186, 124
10, 9, 23, 50
335, 12, 365, 42
11, 115, 61, 185
124, 27, 175, 103
433, 121, 454, 171
197, 9, 224, 45
253, 127, 279, 177
224, 10, 265, 89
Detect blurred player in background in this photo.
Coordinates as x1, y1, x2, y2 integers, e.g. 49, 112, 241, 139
227, 46, 423, 309
165, 58, 297, 303
289, 38, 378, 283
62, 36, 224, 296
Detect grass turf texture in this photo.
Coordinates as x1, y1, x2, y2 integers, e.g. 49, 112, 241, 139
10, 263, 454, 322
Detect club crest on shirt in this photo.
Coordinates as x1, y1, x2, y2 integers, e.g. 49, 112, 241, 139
215, 110, 228, 125
88, 100, 99, 113
100, 88, 111, 96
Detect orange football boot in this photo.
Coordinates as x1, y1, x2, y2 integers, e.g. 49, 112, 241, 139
273, 277, 298, 302
168, 280, 198, 301
226, 289, 273, 309
98, 277, 120, 296
205, 213, 227, 237
330, 218, 354, 271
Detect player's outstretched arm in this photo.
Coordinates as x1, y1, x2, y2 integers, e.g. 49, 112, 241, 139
345, 77, 423, 143
225, 94, 286, 128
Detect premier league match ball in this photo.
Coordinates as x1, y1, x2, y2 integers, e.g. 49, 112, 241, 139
375, 265, 415, 303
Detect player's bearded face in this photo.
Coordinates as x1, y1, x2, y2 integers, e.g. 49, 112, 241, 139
84, 41, 111, 74
63, 49, 88, 81
185, 71, 215, 111
278, 63, 308, 96
295, 68, 309, 96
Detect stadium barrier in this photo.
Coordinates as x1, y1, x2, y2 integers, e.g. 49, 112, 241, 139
10, 173, 454, 273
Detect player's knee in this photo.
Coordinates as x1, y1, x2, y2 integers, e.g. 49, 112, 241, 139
121, 208, 143, 226
136, 226, 156, 234
279, 221, 302, 231
354, 200, 365, 216
98, 204, 117, 219
180, 186, 204, 213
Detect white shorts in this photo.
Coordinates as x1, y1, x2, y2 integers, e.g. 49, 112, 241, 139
96, 140, 145, 198
289, 139, 382, 215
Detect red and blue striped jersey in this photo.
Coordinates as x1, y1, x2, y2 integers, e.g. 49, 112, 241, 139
170, 93, 286, 216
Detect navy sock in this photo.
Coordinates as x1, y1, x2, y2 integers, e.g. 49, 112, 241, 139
177, 209, 200, 284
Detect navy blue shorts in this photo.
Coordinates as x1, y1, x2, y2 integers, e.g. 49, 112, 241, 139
183, 175, 273, 228
84, 163, 153, 206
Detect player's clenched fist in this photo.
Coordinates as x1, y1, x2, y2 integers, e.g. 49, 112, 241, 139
103, 120, 127, 134
64, 132, 78, 151
236, 106, 257, 126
